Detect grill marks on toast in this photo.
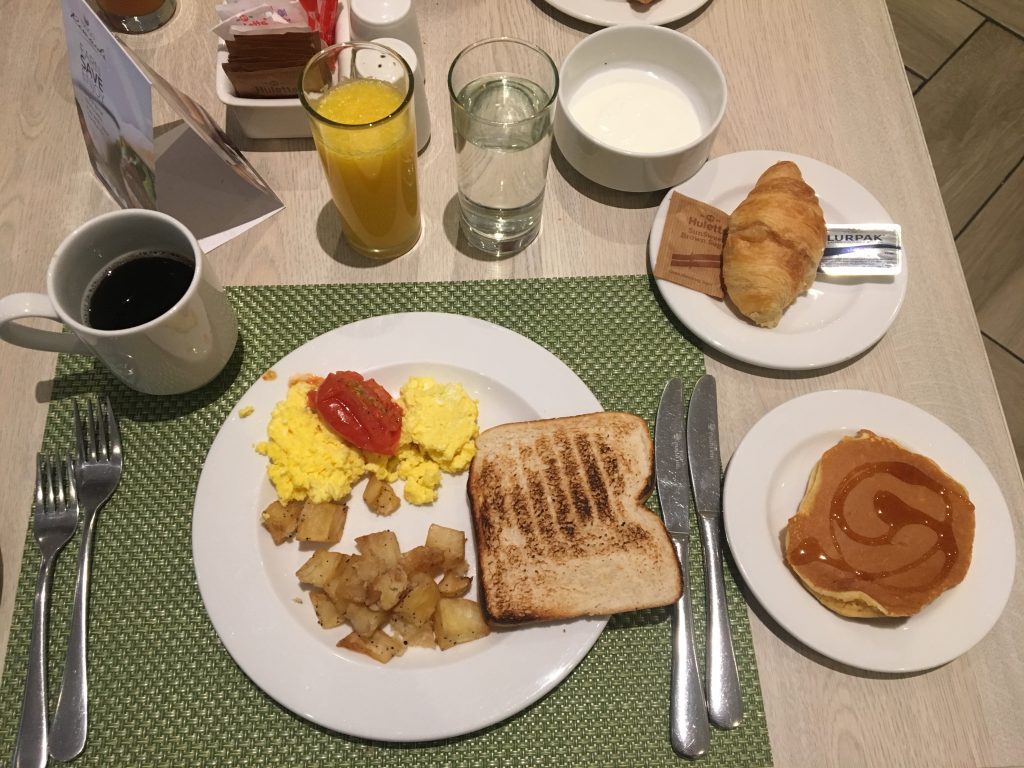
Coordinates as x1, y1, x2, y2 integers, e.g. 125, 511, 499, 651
469, 412, 682, 623
474, 424, 647, 565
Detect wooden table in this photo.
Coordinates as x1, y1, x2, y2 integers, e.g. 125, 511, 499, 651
1, 1, 1021, 765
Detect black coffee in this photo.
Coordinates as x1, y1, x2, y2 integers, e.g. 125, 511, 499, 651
83, 250, 194, 331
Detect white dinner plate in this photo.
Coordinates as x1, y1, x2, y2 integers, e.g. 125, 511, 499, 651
722, 390, 1016, 673
192, 313, 607, 741
648, 150, 908, 370
543, 0, 708, 27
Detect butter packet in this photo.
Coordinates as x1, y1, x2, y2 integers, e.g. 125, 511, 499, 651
652, 192, 728, 299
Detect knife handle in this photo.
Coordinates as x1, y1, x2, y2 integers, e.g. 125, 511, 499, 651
697, 514, 743, 729
670, 539, 710, 759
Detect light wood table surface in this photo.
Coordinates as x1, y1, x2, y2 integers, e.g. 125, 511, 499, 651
1, 1, 1021, 766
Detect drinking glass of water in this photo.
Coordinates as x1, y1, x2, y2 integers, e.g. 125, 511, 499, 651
448, 38, 559, 255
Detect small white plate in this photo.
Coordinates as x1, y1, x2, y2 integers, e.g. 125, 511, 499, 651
543, 0, 708, 27
192, 313, 606, 741
648, 150, 908, 370
722, 390, 1016, 673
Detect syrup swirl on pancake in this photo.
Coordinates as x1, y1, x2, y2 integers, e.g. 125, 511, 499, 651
784, 430, 975, 617
790, 460, 964, 587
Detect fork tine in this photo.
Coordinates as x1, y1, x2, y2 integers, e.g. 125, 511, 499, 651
65, 454, 78, 509
104, 396, 122, 461
86, 400, 100, 462
55, 457, 66, 510
34, 454, 44, 512
73, 401, 87, 465
44, 456, 56, 513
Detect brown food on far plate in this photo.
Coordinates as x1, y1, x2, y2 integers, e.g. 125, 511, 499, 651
467, 412, 682, 624
784, 429, 975, 618
722, 160, 826, 328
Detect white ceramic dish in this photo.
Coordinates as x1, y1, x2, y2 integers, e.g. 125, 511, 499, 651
192, 313, 607, 741
648, 150, 908, 370
722, 390, 1016, 673
554, 25, 726, 193
544, 0, 708, 27
215, 12, 351, 139
215, 49, 310, 140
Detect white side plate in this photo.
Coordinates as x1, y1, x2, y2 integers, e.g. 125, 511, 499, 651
648, 150, 908, 370
722, 390, 1015, 673
543, 0, 708, 27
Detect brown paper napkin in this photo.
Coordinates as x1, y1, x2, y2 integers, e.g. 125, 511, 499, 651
223, 31, 323, 99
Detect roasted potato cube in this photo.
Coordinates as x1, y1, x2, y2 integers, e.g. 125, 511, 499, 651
438, 571, 472, 598
393, 577, 440, 627
391, 617, 436, 648
434, 598, 491, 650
324, 556, 368, 604
309, 590, 345, 629
295, 550, 345, 587
369, 566, 409, 611
260, 500, 303, 544
337, 629, 405, 663
356, 530, 401, 570
294, 501, 347, 544
363, 476, 400, 516
400, 545, 444, 577
425, 524, 466, 569
346, 602, 387, 638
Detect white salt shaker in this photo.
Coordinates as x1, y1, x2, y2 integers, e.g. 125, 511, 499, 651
371, 36, 430, 152
349, 0, 425, 69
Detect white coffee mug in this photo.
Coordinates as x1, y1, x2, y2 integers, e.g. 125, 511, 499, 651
0, 209, 238, 395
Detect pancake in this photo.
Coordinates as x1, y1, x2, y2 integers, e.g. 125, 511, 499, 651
784, 430, 975, 618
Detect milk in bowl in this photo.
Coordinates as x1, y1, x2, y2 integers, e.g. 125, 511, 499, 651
567, 66, 708, 155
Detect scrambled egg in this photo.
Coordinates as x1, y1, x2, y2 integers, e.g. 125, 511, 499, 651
255, 380, 366, 504
255, 375, 478, 507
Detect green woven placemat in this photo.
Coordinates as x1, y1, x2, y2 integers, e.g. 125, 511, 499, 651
0, 275, 771, 767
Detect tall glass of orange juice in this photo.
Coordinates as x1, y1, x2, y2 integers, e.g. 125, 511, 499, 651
301, 43, 421, 260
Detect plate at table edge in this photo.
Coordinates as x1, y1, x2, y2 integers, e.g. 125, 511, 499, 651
192, 312, 607, 741
542, 0, 708, 27
722, 389, 1015, 673
648, 150, 908, 371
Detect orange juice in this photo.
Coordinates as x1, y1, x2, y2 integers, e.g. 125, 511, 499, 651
309, 79, 420, 259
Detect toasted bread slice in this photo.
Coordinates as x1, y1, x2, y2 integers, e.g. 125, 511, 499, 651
467, 412, 683, 624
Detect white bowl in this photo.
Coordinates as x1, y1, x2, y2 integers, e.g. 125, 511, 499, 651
554, 25, 727, 193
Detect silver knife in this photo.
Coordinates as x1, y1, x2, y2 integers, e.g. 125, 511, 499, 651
687, 375, 743, 729
655, 378, 710, 759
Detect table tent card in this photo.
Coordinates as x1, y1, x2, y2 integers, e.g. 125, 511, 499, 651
60, 0, 283, 251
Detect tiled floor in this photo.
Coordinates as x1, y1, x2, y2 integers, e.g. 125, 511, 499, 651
888, 0, 1024, 469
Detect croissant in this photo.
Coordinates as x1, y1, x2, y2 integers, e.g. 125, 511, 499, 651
722, 161, 826, 328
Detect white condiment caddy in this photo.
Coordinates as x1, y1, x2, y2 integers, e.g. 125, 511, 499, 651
216, 0, 431, 145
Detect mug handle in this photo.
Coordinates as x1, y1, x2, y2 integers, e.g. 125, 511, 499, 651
0, 293, 91, 354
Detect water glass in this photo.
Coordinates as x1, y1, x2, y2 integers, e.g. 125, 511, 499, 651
448, 38, 559, 255
301, 42, 421, 260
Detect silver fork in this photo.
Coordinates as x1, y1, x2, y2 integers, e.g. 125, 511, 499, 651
12, 455, 79, 768
48, 398, 123, 763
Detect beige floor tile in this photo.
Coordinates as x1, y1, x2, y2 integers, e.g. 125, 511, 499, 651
958, 163, 1024, 357
984, 338, 1024, 471
887, 0, 982, 76
916, 23, 1024, 233
962, 0, 1024, 36
906, 69, 924, 91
